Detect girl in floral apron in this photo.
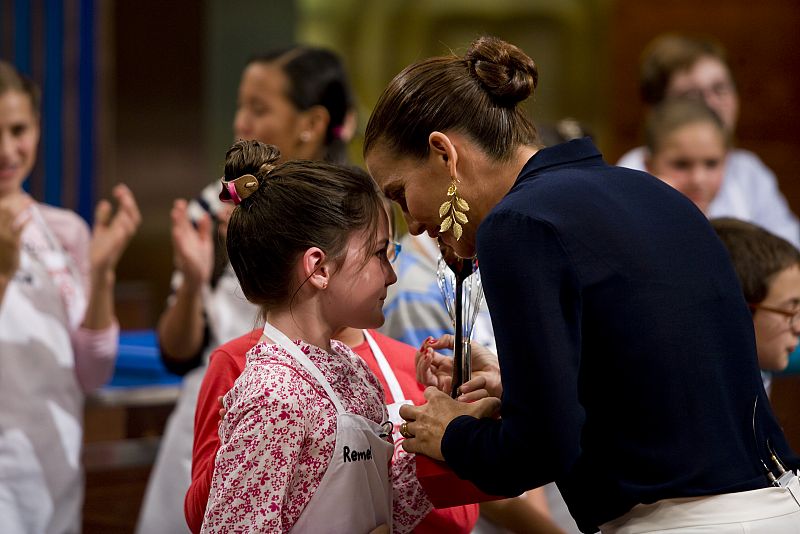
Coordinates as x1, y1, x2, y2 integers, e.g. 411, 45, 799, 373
200, 139, 431, 533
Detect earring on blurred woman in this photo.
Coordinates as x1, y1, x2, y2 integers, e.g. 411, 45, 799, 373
439, 177, 470, 240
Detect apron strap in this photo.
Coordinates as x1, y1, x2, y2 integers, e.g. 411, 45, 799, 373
262, 321, 346, 414
29, 205, 60, 251
29, 205, 81, 279
26, 204, 86, 329
363, 330, 405, 404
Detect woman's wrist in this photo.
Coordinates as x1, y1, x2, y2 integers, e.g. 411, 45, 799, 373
90, 267, 116, 290
177, 272, 209, 300
181, 271, 207, 293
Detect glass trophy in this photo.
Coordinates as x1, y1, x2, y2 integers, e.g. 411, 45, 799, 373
436, 254, 485, 398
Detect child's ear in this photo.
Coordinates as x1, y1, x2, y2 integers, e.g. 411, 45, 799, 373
301, 247, 330, 290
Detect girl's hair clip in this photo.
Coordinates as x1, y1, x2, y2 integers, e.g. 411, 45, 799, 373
219, 174, 259, 205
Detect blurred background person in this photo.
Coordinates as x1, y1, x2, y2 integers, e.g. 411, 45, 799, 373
0, 60, 140, 534
642, 98, 727, 215
617, 33, 799, 247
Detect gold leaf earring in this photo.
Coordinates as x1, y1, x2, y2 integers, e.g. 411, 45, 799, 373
438, 178, 470, 241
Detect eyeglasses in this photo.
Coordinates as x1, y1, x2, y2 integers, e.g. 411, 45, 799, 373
750, 303, 800, 330
387, 241, 402, 264
671, 81, 736, 101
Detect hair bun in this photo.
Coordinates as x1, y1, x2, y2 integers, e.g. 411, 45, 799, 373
465, 36, 538, 106
224, 139, 281, 183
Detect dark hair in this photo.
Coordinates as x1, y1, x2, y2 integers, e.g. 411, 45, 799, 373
225, 140, 383, 312
640, 33, 732, 106
249, 46, 354, 164
711, 217, 800, 305
364, 36, 539, 161
0, 60, 41, 115
645, 98, 729, 153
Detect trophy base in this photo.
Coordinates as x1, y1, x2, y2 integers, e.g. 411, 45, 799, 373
415, 455, 506, 508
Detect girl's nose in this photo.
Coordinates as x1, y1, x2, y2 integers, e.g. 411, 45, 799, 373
385, 262, 398, 287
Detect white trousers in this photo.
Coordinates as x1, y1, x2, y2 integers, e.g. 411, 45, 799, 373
600, 475, 800, 533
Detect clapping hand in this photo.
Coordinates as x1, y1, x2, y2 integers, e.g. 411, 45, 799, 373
0, 192, 33, 282
416, 334, 503, 401
170, 198, 213, 289
90, 184, 141, 275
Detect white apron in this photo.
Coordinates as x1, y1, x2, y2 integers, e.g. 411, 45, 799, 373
0, 205, 86, 534
262, 323, 394, 534
363, 331, 414, 465
136, 264, 258, 534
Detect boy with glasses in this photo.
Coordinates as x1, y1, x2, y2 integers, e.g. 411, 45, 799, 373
712, 217, 800, 392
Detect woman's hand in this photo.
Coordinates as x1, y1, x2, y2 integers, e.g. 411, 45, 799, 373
0, 192, 33, 282
416, 335, 503, 400
399, 386, 501, 460
157, 198, 214, 360
170, 198, 213, 289
90, 184, 141, 275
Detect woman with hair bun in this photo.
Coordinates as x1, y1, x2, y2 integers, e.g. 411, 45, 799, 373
364, 36, 800, 533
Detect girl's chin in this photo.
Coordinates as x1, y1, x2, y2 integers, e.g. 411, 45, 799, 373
354, 312, 386, 330
370, 312, 386, 328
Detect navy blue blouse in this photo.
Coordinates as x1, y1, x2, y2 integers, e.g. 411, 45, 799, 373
441, 138, 796, 533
